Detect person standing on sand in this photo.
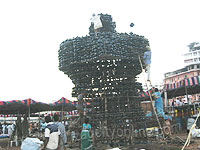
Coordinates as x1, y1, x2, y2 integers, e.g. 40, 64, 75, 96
43, 116, 61, 150
54, 115, 67, 150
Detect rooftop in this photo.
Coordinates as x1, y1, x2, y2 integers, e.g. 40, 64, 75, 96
164, 64, 200, 79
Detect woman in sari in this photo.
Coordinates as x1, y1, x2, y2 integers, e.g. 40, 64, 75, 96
81, 117, 92, 150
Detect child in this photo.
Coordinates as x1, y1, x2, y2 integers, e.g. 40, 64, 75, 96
163, 112, 172, 136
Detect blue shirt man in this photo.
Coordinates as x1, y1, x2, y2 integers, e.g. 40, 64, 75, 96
143, 46, 151, 65
143, 46, 151, 81
164, 114, 172, 121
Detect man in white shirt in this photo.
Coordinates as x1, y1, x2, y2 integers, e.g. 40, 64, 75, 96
2, 122, 7, 134
65, 120, 68, 127
43, 116, 60, 150
7, 123, 14, 137
176, 98, 180, 106
179, 99, 184, 106
90, 13, 103, 32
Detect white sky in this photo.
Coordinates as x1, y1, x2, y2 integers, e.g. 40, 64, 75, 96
0, 0, 200, 102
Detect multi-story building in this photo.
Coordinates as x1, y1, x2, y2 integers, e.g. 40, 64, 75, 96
164, 42, 200, 103
164, 64, 200, 85
184, 43, 200, 66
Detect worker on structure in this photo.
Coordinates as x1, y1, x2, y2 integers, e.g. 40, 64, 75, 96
153, 88, 164, 117
77, 92, 86, 123
90, 13, 103, 33
143, 45, 151, 81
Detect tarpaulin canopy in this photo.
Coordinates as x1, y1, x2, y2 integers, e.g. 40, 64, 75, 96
139, 91, 152, 97
0, 97, 77, 115
0, 99, 50, 114
164, 76, 200, 99
0, 99, 35, 106
48, 97, 77, 111
139, 90, 164, 99
165, 76, 200, 90
0, 99, 31, 106
165, 84, 200, 99
49, 97, 90, 106
49, 97, 78, 106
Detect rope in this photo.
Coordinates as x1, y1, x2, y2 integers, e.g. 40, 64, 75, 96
138, 55, 165, 140
181, 111, 200, 150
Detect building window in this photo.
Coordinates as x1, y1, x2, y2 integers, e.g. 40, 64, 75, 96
192, 65, 194, 69
194, 52, 197, 56
184, 59, 193, 63
185, 75, 187, 78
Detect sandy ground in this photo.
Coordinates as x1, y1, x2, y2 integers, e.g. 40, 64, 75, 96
1, 132, 200, 150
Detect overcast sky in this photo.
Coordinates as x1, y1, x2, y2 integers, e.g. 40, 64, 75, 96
0, 0, 200, 102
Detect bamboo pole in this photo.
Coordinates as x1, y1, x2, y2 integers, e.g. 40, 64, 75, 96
28, 98, 31, 121
138, 55, 165, 140
61, 105, 64, 121
181, 111, 200, 150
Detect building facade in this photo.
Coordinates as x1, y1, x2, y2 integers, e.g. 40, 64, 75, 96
164, 42, 200, 103
164, 64, 200, 85
184, 43, 200, 66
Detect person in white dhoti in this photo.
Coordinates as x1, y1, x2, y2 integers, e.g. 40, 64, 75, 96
90, 14, 103, 33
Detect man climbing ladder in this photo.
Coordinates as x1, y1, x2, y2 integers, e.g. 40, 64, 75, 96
138, 46, 165, 140
143, 46, 152, 81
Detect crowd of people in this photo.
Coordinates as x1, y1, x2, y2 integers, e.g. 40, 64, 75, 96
0, 122, 15, 137
41, 114, 92, 150
0, 109, 93, 150
0, 116, 37, 140
0, 90, 189, 150
171, 97, 188, 106
0, 91, 196, 149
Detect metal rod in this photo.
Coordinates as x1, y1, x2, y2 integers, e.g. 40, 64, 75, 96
61, 105, 64, 121
28, 105, 30, 121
